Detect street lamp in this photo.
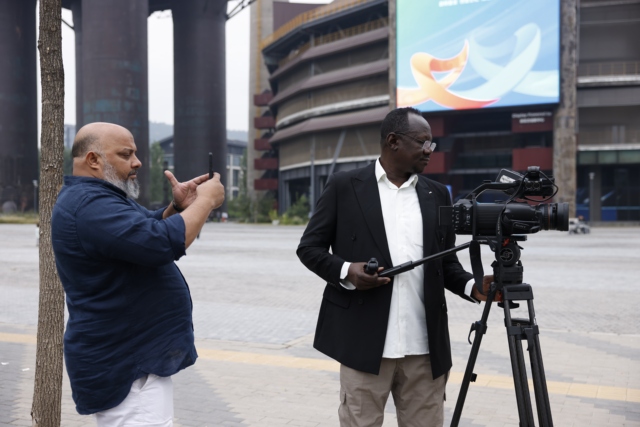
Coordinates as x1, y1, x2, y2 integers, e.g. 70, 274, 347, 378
32, 180, 38, 214
588, 172, 595, 222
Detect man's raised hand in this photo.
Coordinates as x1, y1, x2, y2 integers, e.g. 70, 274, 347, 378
195, 172, 225, 210
164, 170, 209, 211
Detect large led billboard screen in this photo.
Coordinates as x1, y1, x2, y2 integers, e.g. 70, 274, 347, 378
396, 0, 560, 113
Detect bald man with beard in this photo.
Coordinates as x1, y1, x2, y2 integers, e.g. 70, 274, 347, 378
51, 122, 225, 426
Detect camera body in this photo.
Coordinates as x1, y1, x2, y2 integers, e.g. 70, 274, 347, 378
441, 167, 569, 237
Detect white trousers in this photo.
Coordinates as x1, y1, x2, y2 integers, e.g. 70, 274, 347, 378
94, 374, 174, 427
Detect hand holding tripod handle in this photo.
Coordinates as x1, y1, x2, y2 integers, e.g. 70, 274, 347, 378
366, 242, 472, 279
364, 258, 378, 274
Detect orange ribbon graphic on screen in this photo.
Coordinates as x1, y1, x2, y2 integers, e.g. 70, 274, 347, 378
397, 41, 498, 110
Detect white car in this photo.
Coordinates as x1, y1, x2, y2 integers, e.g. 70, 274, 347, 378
568, 218, 590, 234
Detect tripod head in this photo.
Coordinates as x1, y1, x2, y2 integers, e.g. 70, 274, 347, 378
477, 235, 526, 288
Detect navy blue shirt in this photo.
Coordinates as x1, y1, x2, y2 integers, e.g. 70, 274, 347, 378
52, 176, 197, 415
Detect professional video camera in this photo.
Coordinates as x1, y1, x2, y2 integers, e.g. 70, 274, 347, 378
440, 166, 569, 236
365, 166, 568, 426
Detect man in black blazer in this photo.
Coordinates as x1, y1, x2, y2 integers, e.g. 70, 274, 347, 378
297, 107, 492, 426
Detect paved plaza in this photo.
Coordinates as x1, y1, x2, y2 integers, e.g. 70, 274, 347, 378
1, 222, 639, 426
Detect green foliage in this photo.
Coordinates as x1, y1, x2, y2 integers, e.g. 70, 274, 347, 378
228, 149, 251, 221
0, 212, 39, 224
278, 194, 310, 225
229, 192, 276, 223
226, 149, 275, 223
287, 194, 310, 218
149, 141, 168, 203
228, 192, 252, 221
256, 192, 276, 223
279, 213, 307, 225
63, 148, 73, 176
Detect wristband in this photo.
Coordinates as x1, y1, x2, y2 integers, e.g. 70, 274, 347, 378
172, 200, 184, 213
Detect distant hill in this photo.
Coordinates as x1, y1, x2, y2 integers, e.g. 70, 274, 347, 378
149, 121, 174, 144
149, 122, 248, 144
227, 130, 248, 142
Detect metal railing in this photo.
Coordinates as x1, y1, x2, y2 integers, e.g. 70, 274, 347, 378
278, 43, 313, 68
578, 61, 640, 77
578, 128, 640, 145
260, 0, 377, 50
315, 17, 388, 46
277, 17, 388, 68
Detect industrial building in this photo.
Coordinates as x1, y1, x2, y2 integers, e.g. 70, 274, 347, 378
0, 0, 229, 208
249, 0, 640, 222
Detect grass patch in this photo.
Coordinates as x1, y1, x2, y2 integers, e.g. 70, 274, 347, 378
0, 213, 39, 224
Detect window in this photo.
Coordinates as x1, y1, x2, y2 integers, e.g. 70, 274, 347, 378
598, 151, 617, 164
578, 152, 597, 165
619, 150, 640, 164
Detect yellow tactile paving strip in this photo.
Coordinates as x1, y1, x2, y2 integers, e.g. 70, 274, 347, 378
3, 332, 638, 404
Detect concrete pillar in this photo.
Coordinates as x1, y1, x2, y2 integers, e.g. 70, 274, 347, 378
553, 0, 578, 217
80, 0, 150, 205
248, 0, 274, 202
388, 0, 396, 110
70, 1, 83, 130
0, 0, 38, 208
172, 0, 228, 204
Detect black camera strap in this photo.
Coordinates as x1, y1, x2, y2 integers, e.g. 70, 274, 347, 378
469, 239, 485, 295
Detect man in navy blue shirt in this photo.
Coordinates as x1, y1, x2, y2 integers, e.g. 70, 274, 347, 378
52, 122, 225, 426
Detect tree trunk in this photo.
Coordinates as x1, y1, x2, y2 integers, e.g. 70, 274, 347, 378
31, 0, 65, 426
553, 0, 578, 217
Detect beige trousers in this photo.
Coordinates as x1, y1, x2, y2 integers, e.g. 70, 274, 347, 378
339, 355, 448, 427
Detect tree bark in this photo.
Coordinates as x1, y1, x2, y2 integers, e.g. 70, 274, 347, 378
31, 0, 65, 426
553, 0, 578, 217
388, 0, 396, 110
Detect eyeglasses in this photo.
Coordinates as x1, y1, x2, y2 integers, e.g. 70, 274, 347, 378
394, 132, 437, 152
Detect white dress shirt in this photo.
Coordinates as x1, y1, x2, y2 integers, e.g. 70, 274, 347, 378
340, 159, 476, 358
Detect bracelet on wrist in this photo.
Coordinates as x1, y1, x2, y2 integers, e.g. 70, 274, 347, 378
172, 200, 184, 213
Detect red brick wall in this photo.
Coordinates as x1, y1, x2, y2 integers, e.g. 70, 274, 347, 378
512, 147, 553, 171
255, 158, 279, 170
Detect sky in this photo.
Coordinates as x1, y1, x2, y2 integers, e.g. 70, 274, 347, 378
36, 0, 331, 132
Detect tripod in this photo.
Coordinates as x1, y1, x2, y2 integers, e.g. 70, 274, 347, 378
367, 235, 555, 426
450, 236, 553, 427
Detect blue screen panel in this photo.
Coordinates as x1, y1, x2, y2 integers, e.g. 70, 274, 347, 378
396, 0, 560, 112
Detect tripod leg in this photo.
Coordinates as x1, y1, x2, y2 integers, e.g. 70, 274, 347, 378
450, 290, 496, 427
503, 298, 536, 426
526, 299, 554, 427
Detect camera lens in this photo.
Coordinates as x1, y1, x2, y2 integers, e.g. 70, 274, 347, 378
555, 202, 569, 231
539, 203, 569, 231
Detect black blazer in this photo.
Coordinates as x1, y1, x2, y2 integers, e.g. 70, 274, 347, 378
297, 163, 473, 378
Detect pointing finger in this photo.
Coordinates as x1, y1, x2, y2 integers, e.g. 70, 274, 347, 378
164, 170, 179, 187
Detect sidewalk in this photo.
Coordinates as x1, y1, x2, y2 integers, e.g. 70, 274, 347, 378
1, 223, 639, 426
